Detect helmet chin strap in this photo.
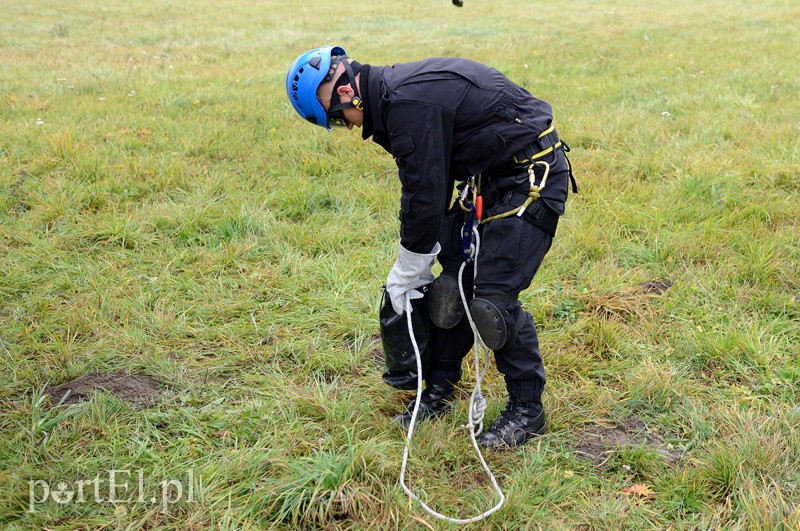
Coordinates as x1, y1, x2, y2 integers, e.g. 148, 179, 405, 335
328, 59, 363, 114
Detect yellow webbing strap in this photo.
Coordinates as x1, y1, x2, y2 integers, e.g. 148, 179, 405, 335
512, 126, 562, 164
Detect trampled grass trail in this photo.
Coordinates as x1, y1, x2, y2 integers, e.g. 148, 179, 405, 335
1, 0, 799, 528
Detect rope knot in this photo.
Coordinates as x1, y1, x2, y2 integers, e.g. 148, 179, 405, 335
470, 395, 487, 433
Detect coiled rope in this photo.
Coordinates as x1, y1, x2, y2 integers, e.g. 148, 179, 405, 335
398, 227, 505, 524
397, 161, 551, 523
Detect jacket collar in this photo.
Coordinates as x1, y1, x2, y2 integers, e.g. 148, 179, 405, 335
360, 64, 381, 141
360, 64, 392, 152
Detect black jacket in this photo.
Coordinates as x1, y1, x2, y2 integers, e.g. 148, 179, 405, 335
360, 58, 567, 254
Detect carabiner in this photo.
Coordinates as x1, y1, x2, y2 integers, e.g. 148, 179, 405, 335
461, 202, 477, 263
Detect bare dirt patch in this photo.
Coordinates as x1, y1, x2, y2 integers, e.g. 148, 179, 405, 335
640, 279, 673, 295
575, 418, 680, 466
46, 371, 161, 408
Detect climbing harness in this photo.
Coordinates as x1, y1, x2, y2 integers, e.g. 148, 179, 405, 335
457, 161, 550, 225
479, 161, 550, 224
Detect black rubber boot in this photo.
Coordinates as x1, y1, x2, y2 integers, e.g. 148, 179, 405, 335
478, 398, 546, 449
392, 384, 455, 428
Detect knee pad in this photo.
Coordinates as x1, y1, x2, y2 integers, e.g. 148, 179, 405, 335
469, 291, 518, 350
429, 275, 465, 329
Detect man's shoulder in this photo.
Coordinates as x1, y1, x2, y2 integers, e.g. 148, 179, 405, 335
377, 57, 491, 109
384, 57, 488, 82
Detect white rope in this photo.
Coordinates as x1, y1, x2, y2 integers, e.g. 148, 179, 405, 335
398, 226, 505, 524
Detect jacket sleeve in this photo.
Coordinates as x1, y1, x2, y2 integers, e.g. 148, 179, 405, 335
386, 101, 455, 255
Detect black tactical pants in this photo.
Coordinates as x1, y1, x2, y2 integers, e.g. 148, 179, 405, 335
426, 153, 566, 403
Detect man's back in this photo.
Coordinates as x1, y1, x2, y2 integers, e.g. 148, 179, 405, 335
371, 57, 554, 178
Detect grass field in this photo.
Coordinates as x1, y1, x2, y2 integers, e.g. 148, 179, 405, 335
1, 0, 799, 528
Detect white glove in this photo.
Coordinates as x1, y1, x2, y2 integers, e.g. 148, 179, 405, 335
386, 242, 441, 315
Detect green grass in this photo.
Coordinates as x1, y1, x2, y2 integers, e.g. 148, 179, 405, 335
2, 0, 799, 528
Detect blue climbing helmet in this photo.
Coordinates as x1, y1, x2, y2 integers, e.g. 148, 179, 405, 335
285, 45, 349, 130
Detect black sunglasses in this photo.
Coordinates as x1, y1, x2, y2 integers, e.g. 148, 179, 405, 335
327, 114, 348, 128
